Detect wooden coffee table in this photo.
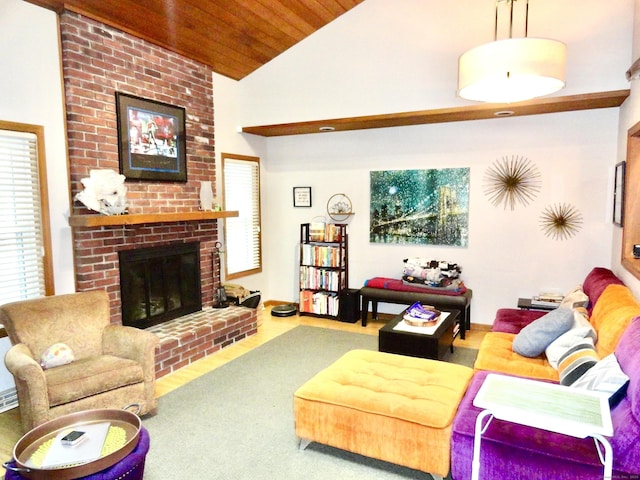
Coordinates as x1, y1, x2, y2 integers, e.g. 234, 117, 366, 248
378, 309, 458, 360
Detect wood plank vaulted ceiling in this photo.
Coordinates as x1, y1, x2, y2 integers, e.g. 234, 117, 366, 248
27, 0, 364, 80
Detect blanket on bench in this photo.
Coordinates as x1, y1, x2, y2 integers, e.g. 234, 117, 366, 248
364, 277, 467, 296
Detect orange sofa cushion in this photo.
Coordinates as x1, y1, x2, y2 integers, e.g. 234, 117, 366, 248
590, 284, 640, 357
473, 332, 559, 381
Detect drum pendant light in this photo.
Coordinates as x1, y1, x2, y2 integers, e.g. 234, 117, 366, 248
457, 0, 566, 103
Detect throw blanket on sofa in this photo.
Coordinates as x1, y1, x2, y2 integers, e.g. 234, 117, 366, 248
363, 277, 467, 296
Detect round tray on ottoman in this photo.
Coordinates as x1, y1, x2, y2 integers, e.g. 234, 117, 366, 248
4, 427, 149, 480
4, 407, 149, 480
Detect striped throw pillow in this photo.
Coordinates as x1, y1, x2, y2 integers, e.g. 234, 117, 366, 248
545, 307, 597, 371
557, 339, 599, 386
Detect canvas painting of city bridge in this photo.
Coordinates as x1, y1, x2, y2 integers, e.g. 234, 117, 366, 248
369, 168, 470, 247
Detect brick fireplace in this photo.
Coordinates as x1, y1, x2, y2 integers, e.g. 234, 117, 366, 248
60, 12, 257, 377
119, 242, 202, 329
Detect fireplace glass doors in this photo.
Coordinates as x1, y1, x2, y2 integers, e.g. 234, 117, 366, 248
119, 242, 202, 329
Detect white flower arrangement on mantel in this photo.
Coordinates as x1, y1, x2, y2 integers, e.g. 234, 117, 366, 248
74, 169, 128, 215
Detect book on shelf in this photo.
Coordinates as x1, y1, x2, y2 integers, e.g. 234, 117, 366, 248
306, 223, 344, 243
309, 222, 325, 242
300, 290, 340, 316
324, 223, 343, 242
301, 244, 342, 267
300, 266, 340, 291
310, 291, 339, 316
300, 289, 314, 313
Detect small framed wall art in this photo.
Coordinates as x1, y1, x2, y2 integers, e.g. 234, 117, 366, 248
293, 186, 312, 207
115, 92, 187, 182
613, 161, 626, 227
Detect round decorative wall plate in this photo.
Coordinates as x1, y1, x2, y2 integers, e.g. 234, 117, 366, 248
327, 193, 353, 221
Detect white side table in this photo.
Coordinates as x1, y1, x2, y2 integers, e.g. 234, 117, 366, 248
472, 373, 614, 480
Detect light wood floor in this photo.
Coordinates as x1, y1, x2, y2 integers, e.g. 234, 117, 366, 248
0, 307, 488, 461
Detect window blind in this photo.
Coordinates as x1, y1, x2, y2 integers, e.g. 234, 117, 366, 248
222, 156, 262, 278
0, 130, 47, 304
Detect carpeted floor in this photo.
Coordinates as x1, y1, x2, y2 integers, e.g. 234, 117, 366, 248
141, 326, 476, 479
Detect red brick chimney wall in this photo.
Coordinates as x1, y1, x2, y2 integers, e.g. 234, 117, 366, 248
60, 12, 219, 323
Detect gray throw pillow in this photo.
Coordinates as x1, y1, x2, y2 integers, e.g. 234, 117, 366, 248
512, 307, 574, 357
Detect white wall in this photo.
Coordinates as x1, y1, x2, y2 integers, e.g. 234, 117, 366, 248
257, 109, 617, 324
1, 0, 75, 294
212, 72, 268, 294
226, 0, 632, 324
0, 0, 75, 392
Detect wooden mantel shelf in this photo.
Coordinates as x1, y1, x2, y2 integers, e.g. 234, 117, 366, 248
241, 90, 630, 137
68, 210, 239, 227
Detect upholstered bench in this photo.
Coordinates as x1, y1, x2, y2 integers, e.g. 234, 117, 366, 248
293, 349, 474, 478
360, 285, 473, 339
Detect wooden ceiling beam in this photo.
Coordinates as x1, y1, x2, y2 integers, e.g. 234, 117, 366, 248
241, 90, 631, 137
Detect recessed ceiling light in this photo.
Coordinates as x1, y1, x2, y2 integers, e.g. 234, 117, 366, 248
494, 110, 515, 117
319, 126, 335, 132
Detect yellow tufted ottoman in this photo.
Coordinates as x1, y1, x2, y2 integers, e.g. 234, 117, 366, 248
293, 349, 474, 479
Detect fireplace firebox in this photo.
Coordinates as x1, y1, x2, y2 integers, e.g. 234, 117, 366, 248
119, 242, 202, 329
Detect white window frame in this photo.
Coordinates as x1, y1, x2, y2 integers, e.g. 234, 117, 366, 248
0, 120, 54, 305
221, 153, 262, 280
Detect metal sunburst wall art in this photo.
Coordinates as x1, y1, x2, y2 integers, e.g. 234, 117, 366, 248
483, 155, 541, 210
540, 203, 584, 240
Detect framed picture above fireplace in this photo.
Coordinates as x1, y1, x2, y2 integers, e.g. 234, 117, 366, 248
115, 92, 187, 182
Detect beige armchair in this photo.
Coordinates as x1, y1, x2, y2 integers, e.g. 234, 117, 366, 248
1, 290, 159, 432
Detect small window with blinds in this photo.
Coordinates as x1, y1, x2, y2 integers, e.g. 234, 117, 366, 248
222, 153, 262, 279
0, 122, 53, 305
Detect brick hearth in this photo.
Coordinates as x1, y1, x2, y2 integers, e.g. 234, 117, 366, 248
148, 307, 258, 378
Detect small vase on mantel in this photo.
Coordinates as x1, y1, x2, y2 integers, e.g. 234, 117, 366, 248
199, 180, 214, 211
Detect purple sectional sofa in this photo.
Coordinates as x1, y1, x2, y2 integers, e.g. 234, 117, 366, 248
450, 268, 640, 480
